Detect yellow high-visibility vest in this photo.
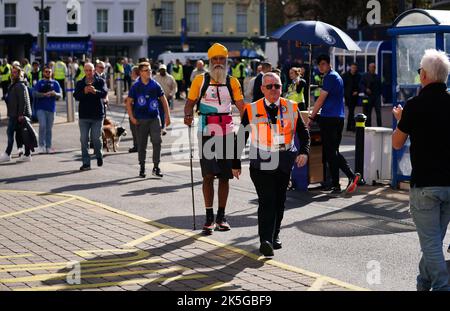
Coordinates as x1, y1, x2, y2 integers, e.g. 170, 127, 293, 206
172, 64, 183, 81
286, 82, 305, 104
54, 61, 67, 80
114, 63, 124, 80
1, 64, 12, 82
231, 63, 246, 79
75, 66, 85, 82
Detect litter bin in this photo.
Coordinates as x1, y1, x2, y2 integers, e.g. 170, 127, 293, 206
291, 112, 324, 190
364, 127, 393, 185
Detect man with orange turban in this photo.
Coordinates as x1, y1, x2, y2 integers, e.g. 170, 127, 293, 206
184, 43, 244, 235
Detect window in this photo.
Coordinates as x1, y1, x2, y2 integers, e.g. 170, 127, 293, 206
212, 3, 223, 33
236, 4, 247, 33
97, 9, 108, 33
161, 1, 174, 32
123, 10, 134, 33
4, 3, 16, 28
67, 9, 78, 33
186, 2, 199, 33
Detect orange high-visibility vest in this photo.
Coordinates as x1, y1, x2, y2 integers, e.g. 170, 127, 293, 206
245, 97, 299, 152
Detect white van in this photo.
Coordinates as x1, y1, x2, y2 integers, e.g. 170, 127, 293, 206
157, 52, 208, 65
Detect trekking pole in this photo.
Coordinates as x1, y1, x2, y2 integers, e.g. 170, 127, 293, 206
188, 124, 196, 230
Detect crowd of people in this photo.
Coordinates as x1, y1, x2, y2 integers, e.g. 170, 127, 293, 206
1, 44, 449, 290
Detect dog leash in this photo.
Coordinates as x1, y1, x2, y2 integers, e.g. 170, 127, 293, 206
105, 104, 128, 126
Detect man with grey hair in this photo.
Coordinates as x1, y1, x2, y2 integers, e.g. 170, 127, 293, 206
74, 62, 108, 171
234, 72, 310, 257
190, 60, 206, 83
392, 49, 450, 291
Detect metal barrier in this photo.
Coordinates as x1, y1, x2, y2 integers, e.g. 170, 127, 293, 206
116, 78, 123, 106
66, 76, 75, 122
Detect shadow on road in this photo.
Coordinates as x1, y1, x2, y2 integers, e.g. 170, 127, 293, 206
40, 234, 265, 291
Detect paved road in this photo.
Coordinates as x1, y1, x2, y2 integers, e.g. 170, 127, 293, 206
1, 96, 449, 291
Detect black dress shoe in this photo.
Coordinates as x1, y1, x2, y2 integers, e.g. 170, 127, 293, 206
139, 166, 146, 178
128, 146, 138, 153
79, 164, 91, 171
273, 237, 282, 250
97, 158, 103, 167
259, 241, 274, 257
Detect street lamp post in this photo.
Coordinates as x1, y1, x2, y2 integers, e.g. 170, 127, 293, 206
34, 0, 50, 66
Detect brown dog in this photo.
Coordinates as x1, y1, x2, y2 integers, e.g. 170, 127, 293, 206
102, 118, 127, 152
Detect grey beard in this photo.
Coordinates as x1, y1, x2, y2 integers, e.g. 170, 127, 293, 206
209, 67, 227, 83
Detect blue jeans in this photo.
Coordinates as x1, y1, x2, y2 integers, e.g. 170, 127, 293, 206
410, 187, 450, 291
79, 118, 103, 166
36, 109, 55, 148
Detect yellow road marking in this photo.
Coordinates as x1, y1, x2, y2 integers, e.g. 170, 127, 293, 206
0, 250, 151, 271
196, 282, 230, 291
15, 274, 208, 291
0, 190, 369, 291
1, 266, 187, 284
122, 229, 172, 248
0, 198, 75, 219
307, 277, 326, 291
74, 248, 140, 259
0, 254, 33, 259
0, 257, 165, 273
0, 259, 168, 283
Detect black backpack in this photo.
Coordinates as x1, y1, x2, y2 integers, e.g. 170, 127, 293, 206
195, 72, 235, 112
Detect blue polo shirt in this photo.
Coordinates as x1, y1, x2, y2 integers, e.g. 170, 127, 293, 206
128, 79, 164, 119
321, 69, 345, 118
33, 79, 61, 112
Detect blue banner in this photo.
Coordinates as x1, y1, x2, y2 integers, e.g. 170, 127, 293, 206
32, 41, 90, 53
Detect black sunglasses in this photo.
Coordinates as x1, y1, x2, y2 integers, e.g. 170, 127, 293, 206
265, 84, 281, 90
417, 68, 422, 75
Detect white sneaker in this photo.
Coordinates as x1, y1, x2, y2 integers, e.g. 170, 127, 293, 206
0, 153, 11, 163
17, 147, 24, 157
17, 155, 32, 162
46, 147, 55, 154
36, 146, 46, 154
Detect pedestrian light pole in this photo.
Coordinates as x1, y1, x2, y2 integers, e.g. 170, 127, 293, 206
34, 0, 50, 66
181, 0, 188, 51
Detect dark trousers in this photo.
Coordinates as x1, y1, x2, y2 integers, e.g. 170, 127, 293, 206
128, 118, 138, 149
345, 96, 358, 131
175, 80, 183, 99
136, 118, 162, 167
363, 95, 382, 127
1, 81, 10, 100
250, 167, 290, 244
319, 117, 354, 188
6, 117, 30, 156
56, 79, 65, 100
124, 75, 132, 92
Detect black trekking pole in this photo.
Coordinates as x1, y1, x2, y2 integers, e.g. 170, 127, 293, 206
188, 125, 196, 230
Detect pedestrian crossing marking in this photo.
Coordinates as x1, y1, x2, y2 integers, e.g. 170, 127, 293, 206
196, 282, 231, 291
14, 274, 208, 291
122, 229, 172, 248
0, 198, 75, 219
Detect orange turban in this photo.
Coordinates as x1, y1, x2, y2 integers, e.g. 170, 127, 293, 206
207, 43, 228, 59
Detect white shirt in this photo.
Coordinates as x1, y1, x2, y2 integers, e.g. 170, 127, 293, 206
264, 98, 280, 107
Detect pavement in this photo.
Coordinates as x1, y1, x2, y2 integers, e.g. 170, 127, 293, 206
0, 92, 449, 291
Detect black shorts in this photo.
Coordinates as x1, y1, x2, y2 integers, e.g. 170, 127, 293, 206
198, 134, 235, 179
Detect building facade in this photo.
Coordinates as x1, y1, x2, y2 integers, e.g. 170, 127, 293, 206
146, 0, 266, 61
432, 0, 450, 9
0, 0, 147, 63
